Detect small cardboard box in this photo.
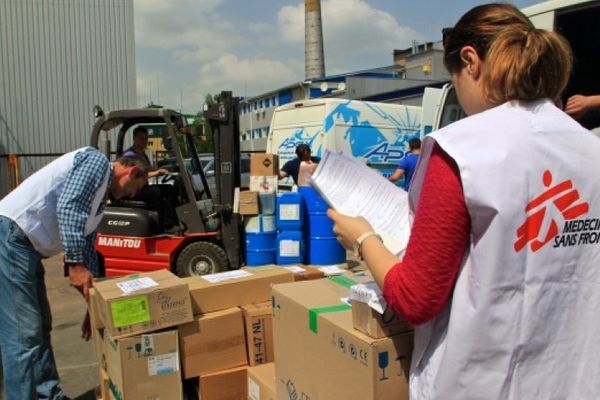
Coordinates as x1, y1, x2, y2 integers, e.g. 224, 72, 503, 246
183, 266, 295, 315
247, 363, 276, 400
249, 176, 279, 193
241, 302, 274, 366
284, 265, 326, 281
272, 277, 413, 400
89, 287, 104, 330
352, 300, 413, 339
179, 307, 247, 378
199, 366, 248, 400
105, 329, 182, 400
251, 154, 279, 176
94, 269, 193, 339
240, 191, 260, 215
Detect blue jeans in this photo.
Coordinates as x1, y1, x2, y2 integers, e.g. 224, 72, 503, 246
0, 216, 65, 399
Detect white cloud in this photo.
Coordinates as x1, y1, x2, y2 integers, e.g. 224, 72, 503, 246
278, 0, 423, 59
133, 0, 425, 112
195, 53, 302, 97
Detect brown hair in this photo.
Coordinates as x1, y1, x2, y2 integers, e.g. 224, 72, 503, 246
443, 3, 572, 105
116, 156, 150, 178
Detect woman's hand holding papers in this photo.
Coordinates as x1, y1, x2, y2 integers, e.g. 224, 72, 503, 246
328, 209, 398, 288
328, 209, 373, 250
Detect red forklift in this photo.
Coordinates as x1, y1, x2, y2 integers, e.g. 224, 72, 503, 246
92, 91, 243, 277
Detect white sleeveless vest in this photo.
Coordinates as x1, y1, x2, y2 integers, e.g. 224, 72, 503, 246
0, 147, 110, 257
408, 99, 600, 399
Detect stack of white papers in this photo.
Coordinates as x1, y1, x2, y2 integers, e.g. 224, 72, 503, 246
310, 150, 411, 255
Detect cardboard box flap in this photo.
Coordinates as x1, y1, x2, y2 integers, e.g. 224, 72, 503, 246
183, 266, 294, 314
95, 269, 181, 301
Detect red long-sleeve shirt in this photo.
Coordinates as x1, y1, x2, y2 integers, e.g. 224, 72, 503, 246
383, 143, 471, 325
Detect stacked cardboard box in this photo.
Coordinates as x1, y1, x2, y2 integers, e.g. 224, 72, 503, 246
271, 276, 414, 400
247, 362, 276, 400
181, 266, 295, 399
90, 269, 193, 400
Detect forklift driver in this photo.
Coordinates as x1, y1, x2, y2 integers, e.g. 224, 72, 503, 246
123, 126, 180, 233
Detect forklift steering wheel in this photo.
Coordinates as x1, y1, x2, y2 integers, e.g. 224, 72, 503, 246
160, 173, 178, 184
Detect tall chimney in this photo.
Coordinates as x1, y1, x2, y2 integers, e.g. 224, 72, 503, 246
305, 0, 325, 80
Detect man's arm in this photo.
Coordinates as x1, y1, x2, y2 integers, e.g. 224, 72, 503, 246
389, 157, 409, 183
57, 149, 110, 295
279, 159, 294, 179
388, 168, 406, 183
565, 94, 600, 119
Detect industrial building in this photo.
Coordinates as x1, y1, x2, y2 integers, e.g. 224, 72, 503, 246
239, 41, 450, 152
0, 0, 136, 198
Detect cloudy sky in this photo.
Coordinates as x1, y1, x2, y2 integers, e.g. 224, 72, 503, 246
134, 0, 539, 113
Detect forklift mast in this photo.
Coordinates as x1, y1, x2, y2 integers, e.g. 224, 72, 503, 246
204, 91, 242, 269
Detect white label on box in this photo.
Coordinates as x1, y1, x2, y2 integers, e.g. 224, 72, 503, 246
116, 277, 159, 295
350, 282, 387, 314
141, 334, 154, 356
318, 265, 346, 276
248, 377, 260, 400
284, 265, 306, 273
201, 269, 253, 283
279, 204, 299, 220
147, 352, 179, 376
280, 240, 300, 257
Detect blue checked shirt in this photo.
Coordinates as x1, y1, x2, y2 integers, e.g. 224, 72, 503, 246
57, 148, 112, 277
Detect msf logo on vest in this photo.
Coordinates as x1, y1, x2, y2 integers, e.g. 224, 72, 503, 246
514, 170, 595, 252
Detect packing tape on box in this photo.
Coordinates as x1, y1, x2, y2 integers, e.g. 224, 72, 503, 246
307, 275, 359, 333
328, 275, 357, 288
308, 304, 352, 333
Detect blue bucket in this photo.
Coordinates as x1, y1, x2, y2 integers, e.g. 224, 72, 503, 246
305, 212, 334, 237
306, 238, 346, 265
276, 192, 304, 231
304, 211, 346, 265
276, 230, 304, 265
246, 231, 276, 266
299, 186, 329, 212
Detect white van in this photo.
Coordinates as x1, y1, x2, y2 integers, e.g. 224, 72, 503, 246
266, 98, 422, 183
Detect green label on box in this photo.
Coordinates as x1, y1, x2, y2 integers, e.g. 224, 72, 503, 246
110, 295, 150, 328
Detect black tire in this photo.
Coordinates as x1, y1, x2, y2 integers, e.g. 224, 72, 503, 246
175, 241, 229, 277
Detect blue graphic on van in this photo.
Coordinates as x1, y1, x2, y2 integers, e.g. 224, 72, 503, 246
277, 127, 324, 166
322, 100, 420, 164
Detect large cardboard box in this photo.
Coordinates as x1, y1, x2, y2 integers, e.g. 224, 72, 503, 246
352, 300, 413, 339
240, 191, 260, 215
199, 366, 248, 400
272, 277, 413, 400
94, 269, 193, 339
183, 266, 295, 314
179, 307, 247, 378
250, 154, 279, 176
247, 363, 276, 400
241, 302, 274, 366
105, 329, 182, 400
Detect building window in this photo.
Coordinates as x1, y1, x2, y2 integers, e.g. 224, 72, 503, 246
278, 90, 292, 106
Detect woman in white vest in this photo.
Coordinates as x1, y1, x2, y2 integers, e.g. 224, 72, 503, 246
0, 148, 148, 400
329, 3, 600, 399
